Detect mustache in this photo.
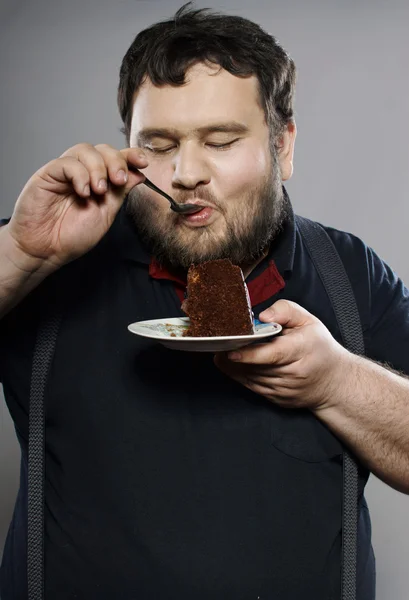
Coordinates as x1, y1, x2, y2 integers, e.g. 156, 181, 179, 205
173, 187, 223, 210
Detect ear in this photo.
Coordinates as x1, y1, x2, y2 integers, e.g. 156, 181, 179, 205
277, 121, 297, 181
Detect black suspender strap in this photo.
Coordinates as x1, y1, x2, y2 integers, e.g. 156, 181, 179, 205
296, 215, 364, 600
28, 312, 61, 600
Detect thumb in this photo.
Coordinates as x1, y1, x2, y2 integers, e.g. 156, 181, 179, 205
259, 299, 314, 329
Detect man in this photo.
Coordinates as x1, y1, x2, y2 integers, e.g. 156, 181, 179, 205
1, 3, 408, 599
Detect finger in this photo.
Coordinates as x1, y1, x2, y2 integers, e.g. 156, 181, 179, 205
226, 332, 303, 365
214, 354, 297, 405
259, 299, 312, 326
259, 299, 316, 328
214, 355, 283, 399
120, 147, 149, 193
240, 370, 300, 396
213, 351, 251, 379
238, 379, 290, 404
61, 143, 110, 196
121, 146, 149, 168
214, 352, 274, 382
96, 144, 147, 192
39, 157, 92, 198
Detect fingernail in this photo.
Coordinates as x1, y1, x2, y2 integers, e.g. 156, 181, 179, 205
83, 184, 90, 196
117, 169, 127, 183
98, 179, 107, 192
259, 308, 275, 322
228, 352, 242, 361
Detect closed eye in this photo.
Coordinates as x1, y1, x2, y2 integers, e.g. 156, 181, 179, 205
145, 146, 176, 154
206, 139, 239, 150
145, 138, 240, 154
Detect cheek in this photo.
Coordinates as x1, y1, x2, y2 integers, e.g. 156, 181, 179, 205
132, 185, 174, 223
215, 147, 270, 198
136, 165, 173, 211
140, 161, 174, 196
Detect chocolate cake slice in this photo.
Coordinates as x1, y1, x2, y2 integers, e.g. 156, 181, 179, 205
183, 259, 254, 337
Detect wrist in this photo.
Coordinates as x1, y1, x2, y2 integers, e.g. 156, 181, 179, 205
314, 345, 358, 413
1, 224, 58, 280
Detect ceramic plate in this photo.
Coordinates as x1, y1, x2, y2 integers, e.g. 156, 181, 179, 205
127, 317, 282, 352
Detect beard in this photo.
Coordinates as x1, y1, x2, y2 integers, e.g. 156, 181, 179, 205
126, 152, 287, 271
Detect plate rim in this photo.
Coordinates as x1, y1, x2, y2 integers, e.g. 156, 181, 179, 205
127, 317, 282, 342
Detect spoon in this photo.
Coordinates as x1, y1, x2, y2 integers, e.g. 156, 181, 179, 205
142, 177, 204, 215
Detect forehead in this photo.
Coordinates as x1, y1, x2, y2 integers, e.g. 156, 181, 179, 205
130, 62, 265, 134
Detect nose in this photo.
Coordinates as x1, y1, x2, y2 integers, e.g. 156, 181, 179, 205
171, 143, 211, 190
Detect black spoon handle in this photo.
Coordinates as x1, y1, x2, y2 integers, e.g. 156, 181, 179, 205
142, 177, 178, 208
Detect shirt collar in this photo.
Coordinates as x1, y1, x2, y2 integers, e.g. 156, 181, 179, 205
247, 187, 296, 282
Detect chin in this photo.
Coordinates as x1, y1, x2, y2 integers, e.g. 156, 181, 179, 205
182, 231, 226, 252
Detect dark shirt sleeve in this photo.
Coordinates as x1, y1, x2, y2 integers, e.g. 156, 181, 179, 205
325, 224, 409, 376
364, 245, 409, 375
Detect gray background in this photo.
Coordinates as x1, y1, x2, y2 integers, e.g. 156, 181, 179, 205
0, 0, 408, 597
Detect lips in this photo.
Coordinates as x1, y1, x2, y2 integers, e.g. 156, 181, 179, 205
182, 206, 214, 224
178, 200, 215, 210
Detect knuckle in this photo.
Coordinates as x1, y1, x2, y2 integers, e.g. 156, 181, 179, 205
46, 157, 73, 174
61, 142, 94, 157
62, 156, 84, 168
96, 144, 124, 161
94, 145, 127, 171
43, 157, 61, 171
55, 156, 75, 165
296, 366, 309, 383
94, 143, 116, 153
294, 359, 310, 383
113, 153, 128, 167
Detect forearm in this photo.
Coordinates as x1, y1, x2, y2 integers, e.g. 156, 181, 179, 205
315, 353, 409, 494
0, 224, 56, 319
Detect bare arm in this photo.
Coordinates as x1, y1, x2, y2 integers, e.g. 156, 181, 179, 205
313, 354, 409, 494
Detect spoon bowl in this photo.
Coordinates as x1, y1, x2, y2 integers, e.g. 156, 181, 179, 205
142, 177, 204, 215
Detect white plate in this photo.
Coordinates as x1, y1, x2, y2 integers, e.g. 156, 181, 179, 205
127, 317, 282, 352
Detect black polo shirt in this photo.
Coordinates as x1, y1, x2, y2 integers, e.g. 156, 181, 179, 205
1, 195, 408, 600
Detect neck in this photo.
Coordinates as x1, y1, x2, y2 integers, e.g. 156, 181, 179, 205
240, 250, 269, 280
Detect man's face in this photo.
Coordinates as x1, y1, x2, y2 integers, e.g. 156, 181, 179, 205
128, 62, 293, 269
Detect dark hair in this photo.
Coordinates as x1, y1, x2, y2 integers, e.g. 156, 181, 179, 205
117, 2, 296, 144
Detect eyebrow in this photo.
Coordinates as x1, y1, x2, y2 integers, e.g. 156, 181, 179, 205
136, 122, 250, 144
